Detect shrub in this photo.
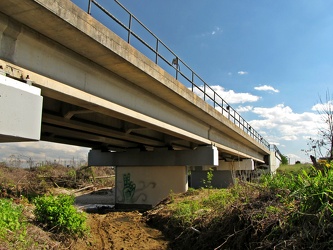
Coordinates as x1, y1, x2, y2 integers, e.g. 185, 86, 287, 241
33, 194, 88, 237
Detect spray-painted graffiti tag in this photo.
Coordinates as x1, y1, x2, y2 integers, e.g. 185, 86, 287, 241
123, 173, 136, 202
118, 173, 157, 204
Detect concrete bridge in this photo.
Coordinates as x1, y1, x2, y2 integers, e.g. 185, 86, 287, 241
0, 0, 281, 208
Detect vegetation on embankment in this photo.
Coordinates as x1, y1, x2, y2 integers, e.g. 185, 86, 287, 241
2, 162, 333, 249
147, 163, 333, 249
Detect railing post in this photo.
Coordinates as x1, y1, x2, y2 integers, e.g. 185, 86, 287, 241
127, 14, 132, 43
155, 40, 159, 64
87, 0, 92, 14
204, 84, 206, 101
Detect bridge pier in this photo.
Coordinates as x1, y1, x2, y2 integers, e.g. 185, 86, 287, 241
115, 166, 187, 209
88, 146, 218, 208
190, 159, 255, 188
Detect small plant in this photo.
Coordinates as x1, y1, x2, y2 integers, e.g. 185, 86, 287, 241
169, 189, 175, 203
33, 194, 88, 237
202, 168, 214, 189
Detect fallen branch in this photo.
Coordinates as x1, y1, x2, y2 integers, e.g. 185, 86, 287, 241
89, 175, 115, 179
214, 225, 251, 250
72, 185, 94, 193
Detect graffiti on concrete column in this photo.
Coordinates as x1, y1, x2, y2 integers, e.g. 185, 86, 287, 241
119, 173, 157, 203
123, 173, 136, 202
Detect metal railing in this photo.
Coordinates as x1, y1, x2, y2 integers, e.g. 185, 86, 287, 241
84, 0, 270, 149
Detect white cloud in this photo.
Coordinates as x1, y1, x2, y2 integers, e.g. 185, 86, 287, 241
200, 26, 223, 37
243, 103, 328, 162
249, 104, 324, 143
281, 135, 298, 141
192, 85, 260, 104
238, 71, 248, 75
254, 85, 279, 93
236, 105, 253, 113
311, 100, 333, 112
211, 26, 222, 35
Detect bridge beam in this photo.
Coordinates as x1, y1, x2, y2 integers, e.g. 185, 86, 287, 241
0, 74, 43, 142
88, 145, 218, 167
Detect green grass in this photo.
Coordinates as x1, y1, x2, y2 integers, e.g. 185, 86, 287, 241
169, 188, 237, 227
277, 163, 312, 173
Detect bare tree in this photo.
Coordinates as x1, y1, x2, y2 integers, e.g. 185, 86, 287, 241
311, 90, 333, 160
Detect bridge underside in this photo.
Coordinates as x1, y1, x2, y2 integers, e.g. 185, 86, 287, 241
0, 58, 264, 164
41, 95, 201, 153
41, 95, 245, 163
0, 0, 270, 164
0, 0, 278, 207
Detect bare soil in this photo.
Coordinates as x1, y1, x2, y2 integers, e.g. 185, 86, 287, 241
70, 187, 170, 250
71, 211, 169, 250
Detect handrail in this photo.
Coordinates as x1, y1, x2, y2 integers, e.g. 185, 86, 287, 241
84, 0, 271, 149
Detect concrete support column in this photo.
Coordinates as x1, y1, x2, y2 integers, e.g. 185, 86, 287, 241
115, 166, 187, 209
190, 159, 254, 189
269, 151, 281, 173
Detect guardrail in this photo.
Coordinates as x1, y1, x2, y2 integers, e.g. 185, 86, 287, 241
84, 0, 270, 149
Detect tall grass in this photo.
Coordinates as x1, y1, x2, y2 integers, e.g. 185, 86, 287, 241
262, 165, 333, 214
277, 163, 312, 173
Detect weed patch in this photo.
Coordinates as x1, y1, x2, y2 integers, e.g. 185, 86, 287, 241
0, 199, 28, 248
33, 194, 89, 237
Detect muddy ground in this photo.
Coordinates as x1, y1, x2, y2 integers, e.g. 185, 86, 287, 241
70, 210, 169, 250
70, 188, 170, 250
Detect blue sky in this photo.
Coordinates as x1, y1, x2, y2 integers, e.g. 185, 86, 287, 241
1, 0, 333, 165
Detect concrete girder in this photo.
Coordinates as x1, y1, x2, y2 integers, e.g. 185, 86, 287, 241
42, 113, 166, 147
88, 145, 219, 167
